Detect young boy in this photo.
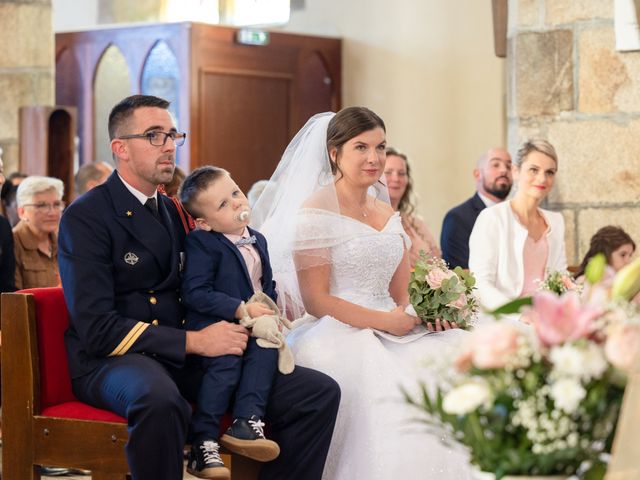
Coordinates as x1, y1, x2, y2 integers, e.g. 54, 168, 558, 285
180, 166, 280, 480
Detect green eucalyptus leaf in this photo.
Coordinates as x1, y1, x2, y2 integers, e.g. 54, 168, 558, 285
490, 297, 532, 316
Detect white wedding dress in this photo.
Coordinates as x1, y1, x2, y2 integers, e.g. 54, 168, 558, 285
287, 209, 473, 480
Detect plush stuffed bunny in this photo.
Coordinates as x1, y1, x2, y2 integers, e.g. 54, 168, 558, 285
238, 292, 295, 374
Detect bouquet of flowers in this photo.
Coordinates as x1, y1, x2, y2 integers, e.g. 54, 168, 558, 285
408, 253, 477, 330
538, 269, 581, 296
405, 256, 640, 479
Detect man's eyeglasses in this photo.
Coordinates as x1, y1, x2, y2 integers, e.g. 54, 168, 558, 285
118, 131, 187, 147
23, 201, 66, 213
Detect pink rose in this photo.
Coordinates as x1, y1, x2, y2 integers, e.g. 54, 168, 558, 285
469, 323, 521, 369
526, 291, 599, 346
455, 348, 473, 372
426, 268, 455, 289
447, 293, 467, 310
605, 324, 640, 371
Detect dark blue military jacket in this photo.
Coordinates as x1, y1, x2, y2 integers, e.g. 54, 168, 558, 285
181, 228, 276, 331
59, 172, 187, 379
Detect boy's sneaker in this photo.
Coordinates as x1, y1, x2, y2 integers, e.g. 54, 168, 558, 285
186, 440, 230, 480
219, 415, 280, 462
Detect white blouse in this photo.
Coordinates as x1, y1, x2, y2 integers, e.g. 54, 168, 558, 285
468, 201, 567, 311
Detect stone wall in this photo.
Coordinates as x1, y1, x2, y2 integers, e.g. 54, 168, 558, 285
0, 0, 53, 174
507, 0, 640, 265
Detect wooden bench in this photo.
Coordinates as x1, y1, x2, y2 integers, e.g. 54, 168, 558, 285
1, 287, 259, 479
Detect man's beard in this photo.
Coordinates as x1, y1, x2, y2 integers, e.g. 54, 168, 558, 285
484, 178, 511, 200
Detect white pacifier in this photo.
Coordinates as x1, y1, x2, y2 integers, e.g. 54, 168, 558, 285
237, 210, 250, 222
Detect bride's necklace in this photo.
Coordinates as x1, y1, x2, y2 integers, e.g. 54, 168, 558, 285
337, 187, 369, 218
343, 201, 369, 218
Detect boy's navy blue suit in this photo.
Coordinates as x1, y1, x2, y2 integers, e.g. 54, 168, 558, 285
58, 172, 340, 480
181, 228, 279, 442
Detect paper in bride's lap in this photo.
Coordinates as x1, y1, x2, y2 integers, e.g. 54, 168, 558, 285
372, 324, 433, 343
370, 304, 433, 343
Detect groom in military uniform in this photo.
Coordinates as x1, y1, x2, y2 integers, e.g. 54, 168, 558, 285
58, 95, 340, 480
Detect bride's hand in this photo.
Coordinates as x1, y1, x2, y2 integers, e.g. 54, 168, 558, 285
384, 307, 421, 336
426, 318, 459, 332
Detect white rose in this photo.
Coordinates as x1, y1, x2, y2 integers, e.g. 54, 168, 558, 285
550, 343, 607, 382
443, 380, 492, 415
550, 378, 586, 414
549, 344, 583, 378
580, 343, 608, 381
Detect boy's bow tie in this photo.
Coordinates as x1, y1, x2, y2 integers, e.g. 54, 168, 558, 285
235, 235, 257, 247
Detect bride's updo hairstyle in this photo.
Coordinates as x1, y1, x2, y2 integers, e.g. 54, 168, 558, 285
326, 106, 386, 178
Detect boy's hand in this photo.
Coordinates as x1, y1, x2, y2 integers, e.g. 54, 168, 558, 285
246, 302, 275, 318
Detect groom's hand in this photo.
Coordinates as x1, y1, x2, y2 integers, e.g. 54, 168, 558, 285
186, 321, 249, 357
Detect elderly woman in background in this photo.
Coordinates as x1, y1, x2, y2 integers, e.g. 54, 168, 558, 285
384, 147, 441, 266
13, 176, 64, 289
469, 139, 567, 311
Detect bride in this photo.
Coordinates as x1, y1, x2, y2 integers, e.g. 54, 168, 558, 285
252, 108, 472, 479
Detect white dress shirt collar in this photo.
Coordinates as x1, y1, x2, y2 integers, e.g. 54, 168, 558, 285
118, 172, 158, 206
477, 191, 498, 208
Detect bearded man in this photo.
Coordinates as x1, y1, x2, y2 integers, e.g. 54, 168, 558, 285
440, 147, 513, 269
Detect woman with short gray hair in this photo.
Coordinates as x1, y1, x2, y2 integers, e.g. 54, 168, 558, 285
13, 175, 65, 289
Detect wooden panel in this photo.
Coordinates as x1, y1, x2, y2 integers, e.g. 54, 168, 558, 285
48, 110, 75, 203
199, 68, 291, 191
56, 23, 191, 168
492, 0, 508, 58
189, 23, 341, 173
55, 48, 83, 137
33, 417, 129, 472
296, 51, 335, 127
19, 106, 77, 203
56, 23, 341, 174
2, 293, 39, 480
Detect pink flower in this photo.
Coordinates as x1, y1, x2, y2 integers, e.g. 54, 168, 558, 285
469, 323, 521, 369
447, 293, 467, 310
526, 291, 599, 346
605, 324, 640, 371
455, 348, 473, 372
426, 268, 455, 289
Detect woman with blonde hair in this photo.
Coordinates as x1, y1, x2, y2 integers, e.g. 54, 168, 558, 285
384, 147, 441, 266
469, 139, 567, 310
13, 175, 65, 289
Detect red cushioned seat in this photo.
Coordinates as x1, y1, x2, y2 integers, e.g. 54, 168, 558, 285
41, 402, 126, 423
19, 287, 126, 422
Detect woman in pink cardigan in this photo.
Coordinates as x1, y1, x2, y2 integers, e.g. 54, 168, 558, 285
468, 139, 567, 311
